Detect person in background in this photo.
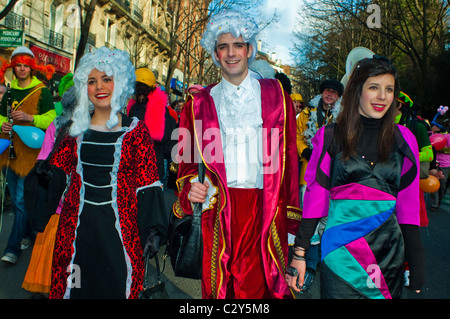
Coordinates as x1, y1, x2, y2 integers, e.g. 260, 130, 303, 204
127, 68, 177, 181
291, 93, 304, 118
287, 56, 425, 298
395, 91, 432, 227
430, 116, 450, 211
0, 46, 55, 264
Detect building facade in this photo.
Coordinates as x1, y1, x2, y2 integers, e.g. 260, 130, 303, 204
0, 0, 175, 98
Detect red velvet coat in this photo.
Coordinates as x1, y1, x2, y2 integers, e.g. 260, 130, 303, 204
173, 79, 301, 299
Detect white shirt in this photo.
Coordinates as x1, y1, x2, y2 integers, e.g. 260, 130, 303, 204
210, 73, 263, 189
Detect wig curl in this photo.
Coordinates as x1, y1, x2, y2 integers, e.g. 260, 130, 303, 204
200, 10, 259, 67
70, 47, 135, 136
0, 55, 55, 83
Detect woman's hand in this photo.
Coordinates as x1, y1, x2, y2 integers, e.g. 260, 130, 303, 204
286, 247, 307, 293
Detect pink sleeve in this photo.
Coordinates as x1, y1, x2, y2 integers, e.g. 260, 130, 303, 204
302, 127, 330, 219
37, 122, 56, 160
395, 125, 421, 226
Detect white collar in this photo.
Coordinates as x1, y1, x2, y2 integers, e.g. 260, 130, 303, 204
221, 72, 255, 97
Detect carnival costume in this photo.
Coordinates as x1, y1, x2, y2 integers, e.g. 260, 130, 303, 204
0, 47, 56, 177
0, 47, 55, 264
41, 48, 165, 299
395, 92, 433, 227
173, 10, 301, 299
22, 84, 77, 295
174, 78, 301, 299
126, 68, 177, 180
298, 117, 422, 298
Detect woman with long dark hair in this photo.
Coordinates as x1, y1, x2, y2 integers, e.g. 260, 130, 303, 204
286, 57, 425, 298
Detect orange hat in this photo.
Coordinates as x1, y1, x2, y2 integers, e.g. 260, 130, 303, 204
0, 46, 55, 83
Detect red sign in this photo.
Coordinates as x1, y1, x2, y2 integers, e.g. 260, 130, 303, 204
30, 45, 71, 74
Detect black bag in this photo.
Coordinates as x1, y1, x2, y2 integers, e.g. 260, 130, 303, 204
139, 254, 170, 299
167, 161, 204, 279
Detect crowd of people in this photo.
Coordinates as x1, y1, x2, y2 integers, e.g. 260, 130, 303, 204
0, 9, 448, 300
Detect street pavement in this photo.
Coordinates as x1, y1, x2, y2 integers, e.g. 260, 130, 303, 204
0, 187, 449, 299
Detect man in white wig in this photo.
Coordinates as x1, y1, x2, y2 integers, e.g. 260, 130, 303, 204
173, 10, 301, 299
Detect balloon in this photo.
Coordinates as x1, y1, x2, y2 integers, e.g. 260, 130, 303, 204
420, 175, 440, 193
12, 125, 45, 149
430, 134, 446, 151
0, 138, 10, 155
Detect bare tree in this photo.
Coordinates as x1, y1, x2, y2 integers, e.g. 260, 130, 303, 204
74, 0, 98, 69
292, 0, 449, 113
0, 0, 20, 20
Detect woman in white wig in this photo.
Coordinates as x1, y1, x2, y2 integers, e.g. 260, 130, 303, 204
44, 47, 166, 299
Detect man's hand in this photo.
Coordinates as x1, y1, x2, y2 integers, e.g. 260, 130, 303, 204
1, 122, 12, 133
11, 110, 33, 122
189, 181, 209, 203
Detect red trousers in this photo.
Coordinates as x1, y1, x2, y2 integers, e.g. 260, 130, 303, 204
226, 188, 270, 299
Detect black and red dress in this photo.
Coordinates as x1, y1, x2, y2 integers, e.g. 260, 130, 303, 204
48, 116, 164, 299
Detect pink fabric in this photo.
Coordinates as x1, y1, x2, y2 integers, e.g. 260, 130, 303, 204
37, 122, 62, 214
303, 127, 330, 219
177, 79, 299, 299
395, 125, 421, 226
37, 122, 56, 160
126, 87, 167, 141
345, 237, 392, 299
303, 124, 421, 226
435, 133, 450, 168
331, 183, 396, 201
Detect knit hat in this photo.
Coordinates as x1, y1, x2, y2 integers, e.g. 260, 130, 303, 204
396, 91, 413, 108
320, 79, 344, 97
0, 46, 55, 83
135, 68, 156, 88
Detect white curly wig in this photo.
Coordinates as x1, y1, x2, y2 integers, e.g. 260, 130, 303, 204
200, 10, 259, 67
70, 47, 135, 136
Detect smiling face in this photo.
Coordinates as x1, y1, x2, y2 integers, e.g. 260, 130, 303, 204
87, 68, 114, 109
214, 33, 252, 85
359, 73, 396, 119
321, 88, 340, 107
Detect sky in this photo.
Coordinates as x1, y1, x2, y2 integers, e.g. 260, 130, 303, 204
259, 0, 300, 65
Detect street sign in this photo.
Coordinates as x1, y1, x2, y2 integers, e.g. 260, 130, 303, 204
0, 30, 23, 47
